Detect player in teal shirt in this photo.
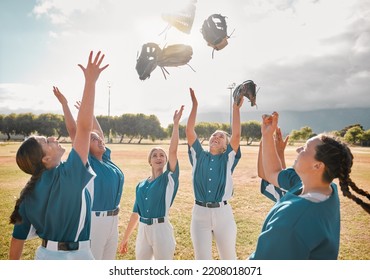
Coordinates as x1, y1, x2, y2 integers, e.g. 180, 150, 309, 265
186, 88, 244, 260
9, 51, 109, 260
119, 105, 184, 260
250, 112, 370, 260
53, 88, 124, 259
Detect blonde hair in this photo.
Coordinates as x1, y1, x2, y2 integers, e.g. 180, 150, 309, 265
148, 147, 167, 164
212, 130, 230, 145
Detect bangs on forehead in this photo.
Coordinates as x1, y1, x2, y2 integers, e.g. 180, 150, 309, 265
148, 147, 167, 162
151, 148, 166, 155
211, 130, 230, 144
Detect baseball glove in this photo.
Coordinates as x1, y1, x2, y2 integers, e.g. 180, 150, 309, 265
157, 44, 193, 67
136, 43, 195, 80
157, 44, 194, 79
135, 43, 161, 80
161, 1, 197, 34
233, 80, 258, 107
201, 14, 229, 57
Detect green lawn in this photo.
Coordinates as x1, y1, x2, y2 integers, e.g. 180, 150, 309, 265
1, 141, 369, 260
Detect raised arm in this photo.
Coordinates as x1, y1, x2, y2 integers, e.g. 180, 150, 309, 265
75, 100, 104, 141
53, 86, 77, 142
275, 127, 289, 169
74, 51, 108, 164
185, 88, 198, 146
230, 96, 244, 152
168, 105, 184, 172
258, 126, 289, 180
257, 140, 266, 179
261, 112, 283, 187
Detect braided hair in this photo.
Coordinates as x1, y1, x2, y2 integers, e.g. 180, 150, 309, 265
315, 135, 370, 214
10, 137, 46, 224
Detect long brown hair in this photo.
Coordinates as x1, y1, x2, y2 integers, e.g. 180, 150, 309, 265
315, 135, 370, 214
10, 137, 46, 224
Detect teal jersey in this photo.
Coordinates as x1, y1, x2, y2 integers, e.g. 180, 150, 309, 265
89, 147, 124, 211
259, 178, 286, 201
133, 161, 179, 218
188, 138, 241, 202
250, 168, 340, 260
12, 149, 95, 242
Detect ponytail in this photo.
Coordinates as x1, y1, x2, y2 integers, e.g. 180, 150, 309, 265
10, 137, 45, 224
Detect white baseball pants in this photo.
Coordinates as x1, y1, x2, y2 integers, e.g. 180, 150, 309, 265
190, 203, 237, 260
135, 219, 176, 260
90, 213, 119, 259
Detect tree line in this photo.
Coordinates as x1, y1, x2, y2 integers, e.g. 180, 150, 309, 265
0, 112, 261, 144
1, 113, 369, 146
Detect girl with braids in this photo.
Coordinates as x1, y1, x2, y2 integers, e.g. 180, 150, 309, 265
9, 51, 109, 260
249, 112, 370, 260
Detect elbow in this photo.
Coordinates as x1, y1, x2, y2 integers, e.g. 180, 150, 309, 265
257, 169, 265, 180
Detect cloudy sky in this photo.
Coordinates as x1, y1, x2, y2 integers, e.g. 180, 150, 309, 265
1, 0, 369, 127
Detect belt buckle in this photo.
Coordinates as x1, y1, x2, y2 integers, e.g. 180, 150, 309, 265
141, 217, 153, 225
58, 242, 79, 251
206, 202, 214, 208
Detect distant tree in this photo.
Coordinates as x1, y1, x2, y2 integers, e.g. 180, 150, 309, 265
360, 129, 370, 147
241, 121, 261, 145
195, 122, 221, 143
167, 124, 186, 140
146, 114, 166, 142
220, 123, 230, 134
2, 113, 17, 140
179, 124, 186, 139
289, 129, 302, 142
289, 126, 314, 143
338, 124, 364, 137
16, 113, 37, 138
124, 114, 141, 143
96, 115, 111, 140
55, 115, 69, 140
136, 114, 149, 143
35, 113, 63, 137
114, 115, 128, 143
0, 114, 4, 136
300, 126, 314, 139
344, 126, 364, 144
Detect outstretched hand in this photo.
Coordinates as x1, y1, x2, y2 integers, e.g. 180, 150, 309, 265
189, 87, 198, 106
274, 127, 289, 154
173, 105, 184, 125
78, 51, 109, 83
233, 95, 244, 109
261, 111, 279, 136
53, 86, 67, 106
74, 100, 81, 111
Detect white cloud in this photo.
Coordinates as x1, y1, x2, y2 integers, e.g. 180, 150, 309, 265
33, 0, 101, 23
1, 0, 369, 127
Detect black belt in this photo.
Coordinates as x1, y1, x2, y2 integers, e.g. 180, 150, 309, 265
94, 207, 119, 217
195, 200, 228, 208
139, 217, 165, 225
42, 239, 80, 251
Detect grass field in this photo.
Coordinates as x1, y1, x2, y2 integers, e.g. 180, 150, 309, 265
0, 141, 369, 260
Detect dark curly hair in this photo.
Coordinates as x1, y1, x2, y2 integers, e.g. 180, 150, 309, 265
315, 135, 370, 214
